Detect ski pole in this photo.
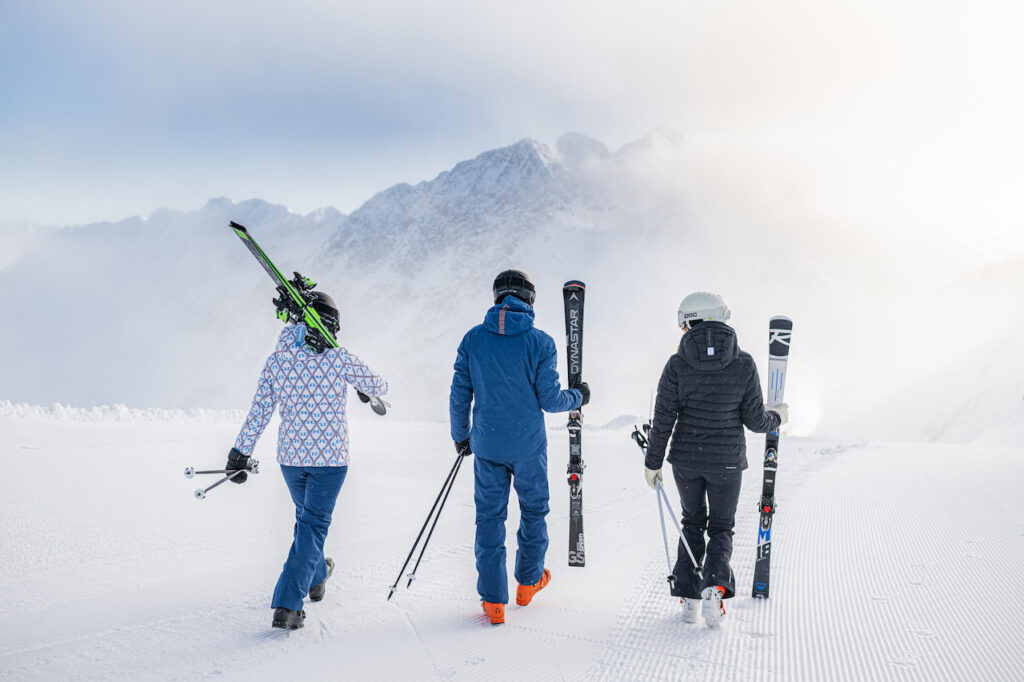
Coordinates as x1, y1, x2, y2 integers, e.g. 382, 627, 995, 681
183, 467, 262, 478
357, 391, 391, 416
187, 459, 260, 499
655, 480, 701, 574
631, 425, 702, 574
405, 453, 466, 588
185, 468, 237, 477
193, 469, 246, 500
387, 453, 464, 600
655, 477, 677, 589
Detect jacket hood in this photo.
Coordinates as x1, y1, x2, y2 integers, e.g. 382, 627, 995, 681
679, 321, 739, 371
483, 296, 535, 337
275, 324, 308, 352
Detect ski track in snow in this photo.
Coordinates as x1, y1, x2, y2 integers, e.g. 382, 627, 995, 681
2, 416, 1023, 680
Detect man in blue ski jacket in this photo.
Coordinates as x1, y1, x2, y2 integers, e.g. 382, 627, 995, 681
226, 292, 387, 630
450, 270, 589, 625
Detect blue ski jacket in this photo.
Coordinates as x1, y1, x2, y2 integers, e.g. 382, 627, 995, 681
450, 296, 582, 462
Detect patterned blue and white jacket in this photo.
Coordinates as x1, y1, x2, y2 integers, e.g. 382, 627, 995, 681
233, 325, 388, 467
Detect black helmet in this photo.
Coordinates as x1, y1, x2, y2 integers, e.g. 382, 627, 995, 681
493, 269, 536, 306
305, 291, 340, 353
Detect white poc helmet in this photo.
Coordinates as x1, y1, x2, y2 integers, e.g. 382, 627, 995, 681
677, 291, 731, 329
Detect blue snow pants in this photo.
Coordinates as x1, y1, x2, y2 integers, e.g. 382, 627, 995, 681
474, 454, 550, 604
271, 465, 348, 611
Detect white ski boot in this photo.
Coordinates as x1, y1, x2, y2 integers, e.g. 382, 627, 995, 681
681, 598, 700, 624
701, 586, 726, 628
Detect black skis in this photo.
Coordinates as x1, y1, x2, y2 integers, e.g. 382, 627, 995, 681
563, 281, 586, 567
227, 221, 388, 416
752, 316, 793, 598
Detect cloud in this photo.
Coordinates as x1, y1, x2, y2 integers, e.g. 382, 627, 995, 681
1, 0, 1022, 235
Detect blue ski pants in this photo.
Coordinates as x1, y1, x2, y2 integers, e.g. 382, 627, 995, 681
670, 467, 742, 600
271, 465, 348, 611
474, 454, 550, 604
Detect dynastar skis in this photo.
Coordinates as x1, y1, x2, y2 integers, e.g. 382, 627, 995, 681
228, 221, 388, 416
563, 281, 586, 567
752, 316, 793, 598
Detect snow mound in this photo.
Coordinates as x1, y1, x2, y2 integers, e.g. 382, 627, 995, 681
0, 400, 245, 423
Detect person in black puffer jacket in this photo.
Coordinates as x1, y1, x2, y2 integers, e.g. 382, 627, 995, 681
643, 291, 788, 627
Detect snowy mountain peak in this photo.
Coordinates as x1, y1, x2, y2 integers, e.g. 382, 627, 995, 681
203, 197, 236, 212
556, 133, 610, 167
305, 206, 347, 224
441, 137, 563, 188
321, 136, 593, 266
615, 127, 684, 158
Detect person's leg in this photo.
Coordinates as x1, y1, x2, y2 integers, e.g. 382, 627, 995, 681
701, 470, 742, 598
271, 466, 348, 610
510, 453, 550, 587
474, 456, 513, 604
271, 465, 309, 610
670, 466, 708, 599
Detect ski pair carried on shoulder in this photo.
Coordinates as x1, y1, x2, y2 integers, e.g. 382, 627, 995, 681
228, 221, 389, 416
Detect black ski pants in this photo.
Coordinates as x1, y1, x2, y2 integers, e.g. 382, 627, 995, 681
670, 467, 742, 600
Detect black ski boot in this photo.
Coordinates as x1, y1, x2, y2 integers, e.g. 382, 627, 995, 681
309, 557, 335, 602
272, 607, 306, 629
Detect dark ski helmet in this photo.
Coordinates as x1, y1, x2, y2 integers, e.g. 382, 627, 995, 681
493, 269, 536, 306
305, 291, 340, 353
310, 291, 340, 333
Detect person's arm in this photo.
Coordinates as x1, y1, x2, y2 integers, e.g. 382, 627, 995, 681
644, 358, 680, 471
534, 336, 582, 413
450, 333, 474, 442
233, 358, 278, 456
336, 349, 389, 397
740, 362, 781, 434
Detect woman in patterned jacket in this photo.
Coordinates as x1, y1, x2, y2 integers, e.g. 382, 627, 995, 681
225, 292, 387, 630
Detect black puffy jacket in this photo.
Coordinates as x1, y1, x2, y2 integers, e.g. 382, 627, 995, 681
644, 321, 779, 474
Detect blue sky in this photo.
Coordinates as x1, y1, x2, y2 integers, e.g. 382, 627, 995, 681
1, 0, 1021, 240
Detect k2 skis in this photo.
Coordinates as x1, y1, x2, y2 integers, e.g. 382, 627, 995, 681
752, 316, 793, 598
228, 221, 388, 416
563, 281, 586, 567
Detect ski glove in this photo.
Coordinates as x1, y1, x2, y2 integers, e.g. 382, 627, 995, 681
576, 381, 591, 407
226, 447, 250, 484
769, 402, 789, 427
644, 467, 663, 490
455, 438, 472, 457
356, 391, 371, 404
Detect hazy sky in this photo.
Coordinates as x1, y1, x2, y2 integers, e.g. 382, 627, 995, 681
1, 0, 1022, 240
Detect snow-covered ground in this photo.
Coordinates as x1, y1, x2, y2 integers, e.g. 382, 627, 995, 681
2, 408, 1022, 681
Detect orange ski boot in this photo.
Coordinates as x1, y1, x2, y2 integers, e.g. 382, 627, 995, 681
516, 568, 552, 606
482, 601, 505, 625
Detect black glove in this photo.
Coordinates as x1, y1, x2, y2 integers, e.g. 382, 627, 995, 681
454, 438, 472, 457
356, 391, 371, 403
226, 447, 250, 484
576, 381, 591, 407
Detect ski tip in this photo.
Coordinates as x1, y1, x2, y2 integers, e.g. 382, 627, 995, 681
228, 221, 248, 233
563, 280, 586, 290
769, 315, 793, 326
